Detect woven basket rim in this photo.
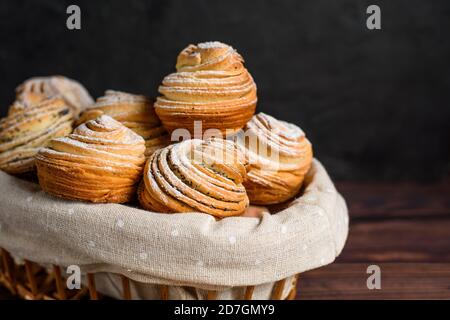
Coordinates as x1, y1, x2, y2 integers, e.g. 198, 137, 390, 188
0, 158, 348, 288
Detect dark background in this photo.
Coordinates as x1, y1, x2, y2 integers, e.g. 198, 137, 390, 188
0, 0, 449, 182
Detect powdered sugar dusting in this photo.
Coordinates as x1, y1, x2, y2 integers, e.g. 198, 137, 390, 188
197, 41, 230, 49
235, 112, 311, 172
157, 41, 256, 115
95, 90, 150, 107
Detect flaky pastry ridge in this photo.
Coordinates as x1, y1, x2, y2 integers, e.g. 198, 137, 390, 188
36, 115, 146, 203
155, 41, 257, 136
138, 138, 249, 218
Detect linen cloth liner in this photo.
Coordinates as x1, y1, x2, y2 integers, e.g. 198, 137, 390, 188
0, 159, 348, 299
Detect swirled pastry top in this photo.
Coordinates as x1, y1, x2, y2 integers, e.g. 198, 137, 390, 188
0, 98, 73, 174
138, 138, 249, 217
155, 41, 257, 135
237, 113, 312, 172
77, 90, 169, 157
15, 76, 94, 117
236, 113, 313, 205
36, 115, 146, 203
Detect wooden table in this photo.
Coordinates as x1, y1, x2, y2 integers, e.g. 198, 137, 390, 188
297, 182, 450, 299
1, 182, 449, 300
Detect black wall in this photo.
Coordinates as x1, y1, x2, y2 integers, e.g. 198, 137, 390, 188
0, 0, 449, 182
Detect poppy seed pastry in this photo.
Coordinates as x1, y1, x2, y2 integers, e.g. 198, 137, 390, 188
77, 90, 170, 157
0, 98, 73, 174
155, 41, 257, 136
236, 113, 313, 205
36, 115, 146, 203
7, 92, 47, 116
138, 138, 249, 218
15, 75, 94, 117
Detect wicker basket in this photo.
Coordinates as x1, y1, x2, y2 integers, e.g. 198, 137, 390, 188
0, 249, 298, 300
0, 160, 347, 300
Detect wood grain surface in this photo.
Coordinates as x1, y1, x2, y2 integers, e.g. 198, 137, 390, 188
297, 263, 450, 300
298, 181, 450, 299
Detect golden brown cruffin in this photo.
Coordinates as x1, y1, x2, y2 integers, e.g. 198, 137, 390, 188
35, 115, 146, 203
155, 41, 257, 136
14, 75, 94, 117
0, 98, 73, 174
77, 90, 170, 157
235, 112, 313, 205
138, 138, 249, 218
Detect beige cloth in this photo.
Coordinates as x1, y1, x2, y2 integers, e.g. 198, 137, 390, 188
0, 159, 348, 299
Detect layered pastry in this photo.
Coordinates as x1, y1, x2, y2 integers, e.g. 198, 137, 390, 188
77, 90, 170, 157
0, 98, 73, 174
15, 76, 94, 117
236, 113, 313, 205
36, 115, 146, 203
138, 138, 249, 218
155, 41, 257, 136
7, 92, 47, 116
